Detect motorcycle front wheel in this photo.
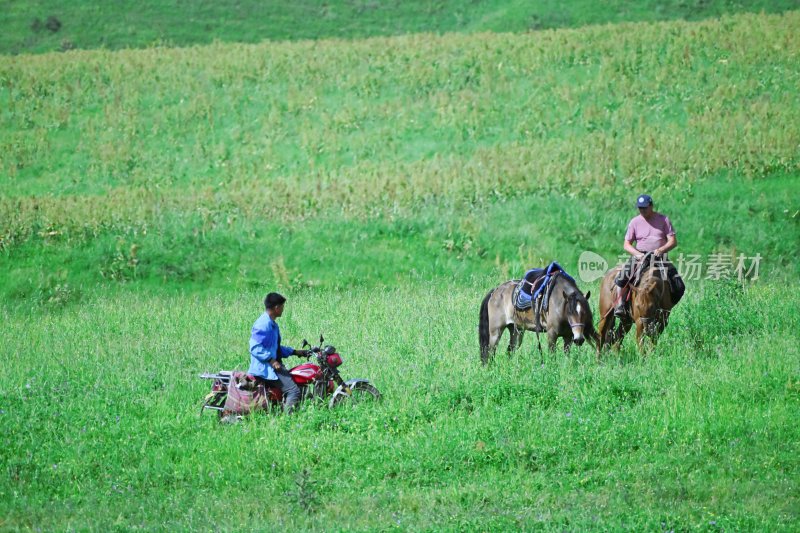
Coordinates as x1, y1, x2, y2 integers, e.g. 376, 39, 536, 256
329, 381, 382, 408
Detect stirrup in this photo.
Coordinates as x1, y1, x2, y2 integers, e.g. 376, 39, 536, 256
532, 296, 545, 332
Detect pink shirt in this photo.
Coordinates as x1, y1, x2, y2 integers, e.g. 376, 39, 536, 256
625, 213, 675, 252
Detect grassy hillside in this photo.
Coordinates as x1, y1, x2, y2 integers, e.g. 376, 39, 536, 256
2, 0, 799, 54
2, 12, 798, 304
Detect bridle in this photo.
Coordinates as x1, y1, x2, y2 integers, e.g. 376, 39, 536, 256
567, 297, 587, 330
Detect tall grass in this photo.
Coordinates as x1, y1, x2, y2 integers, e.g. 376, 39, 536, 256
0, 281, 797, 529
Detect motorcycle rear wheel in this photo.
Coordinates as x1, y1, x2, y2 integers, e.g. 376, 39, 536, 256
330, 381, 381, 408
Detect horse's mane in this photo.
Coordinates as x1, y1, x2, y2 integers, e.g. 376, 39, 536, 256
633, 268, 672, 309
634, 267, 670, 293
555, 274, 583, 303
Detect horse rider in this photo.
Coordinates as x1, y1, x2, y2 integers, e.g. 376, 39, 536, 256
614, 194, 679, 318
248, 292, 310, 414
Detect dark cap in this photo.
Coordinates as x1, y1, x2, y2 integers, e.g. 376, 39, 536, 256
264, 292, 286, 309
636, 194, 653, 208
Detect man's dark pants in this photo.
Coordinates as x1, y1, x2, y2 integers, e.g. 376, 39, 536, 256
258, 365, 301, 413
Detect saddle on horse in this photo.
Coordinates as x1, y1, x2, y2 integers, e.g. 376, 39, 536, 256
514, 262, 575, 331
513, 268, 544, 311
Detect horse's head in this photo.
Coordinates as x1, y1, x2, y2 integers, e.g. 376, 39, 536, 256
563, 289, 593, 346
630, 269, 672, 337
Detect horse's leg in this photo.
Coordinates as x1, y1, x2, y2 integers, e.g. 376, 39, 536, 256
641, 318, 661, 352
547, 330, 558, 352
486, 324, 504, 364
653, 309, 669, 343
609, 319, 631, 352
507, 326, 524, 355
597, 311, 623, 361
597, 271, 618, 356
621, 319, 633, 340
507, 325, 518, 355
635, 319, 646, 351
481, 322, 505, 365
597, 314, 614, 353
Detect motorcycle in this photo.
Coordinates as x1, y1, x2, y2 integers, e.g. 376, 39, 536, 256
200, 335, 381, 418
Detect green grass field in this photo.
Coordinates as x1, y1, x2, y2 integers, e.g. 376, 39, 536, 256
2, 283, 799, 529
1, 2, 799, 530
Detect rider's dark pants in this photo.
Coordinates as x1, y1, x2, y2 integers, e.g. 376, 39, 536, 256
258, 365, 301, 413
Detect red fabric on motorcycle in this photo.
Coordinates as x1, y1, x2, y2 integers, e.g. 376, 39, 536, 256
223, 371, 270, 414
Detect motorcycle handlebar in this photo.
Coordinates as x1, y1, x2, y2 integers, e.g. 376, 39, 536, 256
302, 335, 333, 355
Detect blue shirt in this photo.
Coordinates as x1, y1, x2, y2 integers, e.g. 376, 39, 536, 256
248, 313, 294, 380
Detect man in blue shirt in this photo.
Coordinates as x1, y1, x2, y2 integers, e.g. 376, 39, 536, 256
248, 292, 309, 414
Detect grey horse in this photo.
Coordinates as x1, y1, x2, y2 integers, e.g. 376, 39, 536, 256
478, 274, 597, 365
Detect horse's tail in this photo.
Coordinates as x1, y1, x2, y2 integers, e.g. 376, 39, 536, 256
479, 289, 494, 364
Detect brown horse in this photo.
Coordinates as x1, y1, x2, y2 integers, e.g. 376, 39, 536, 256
478, 274, 596, 365
597, 260, 675, 352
